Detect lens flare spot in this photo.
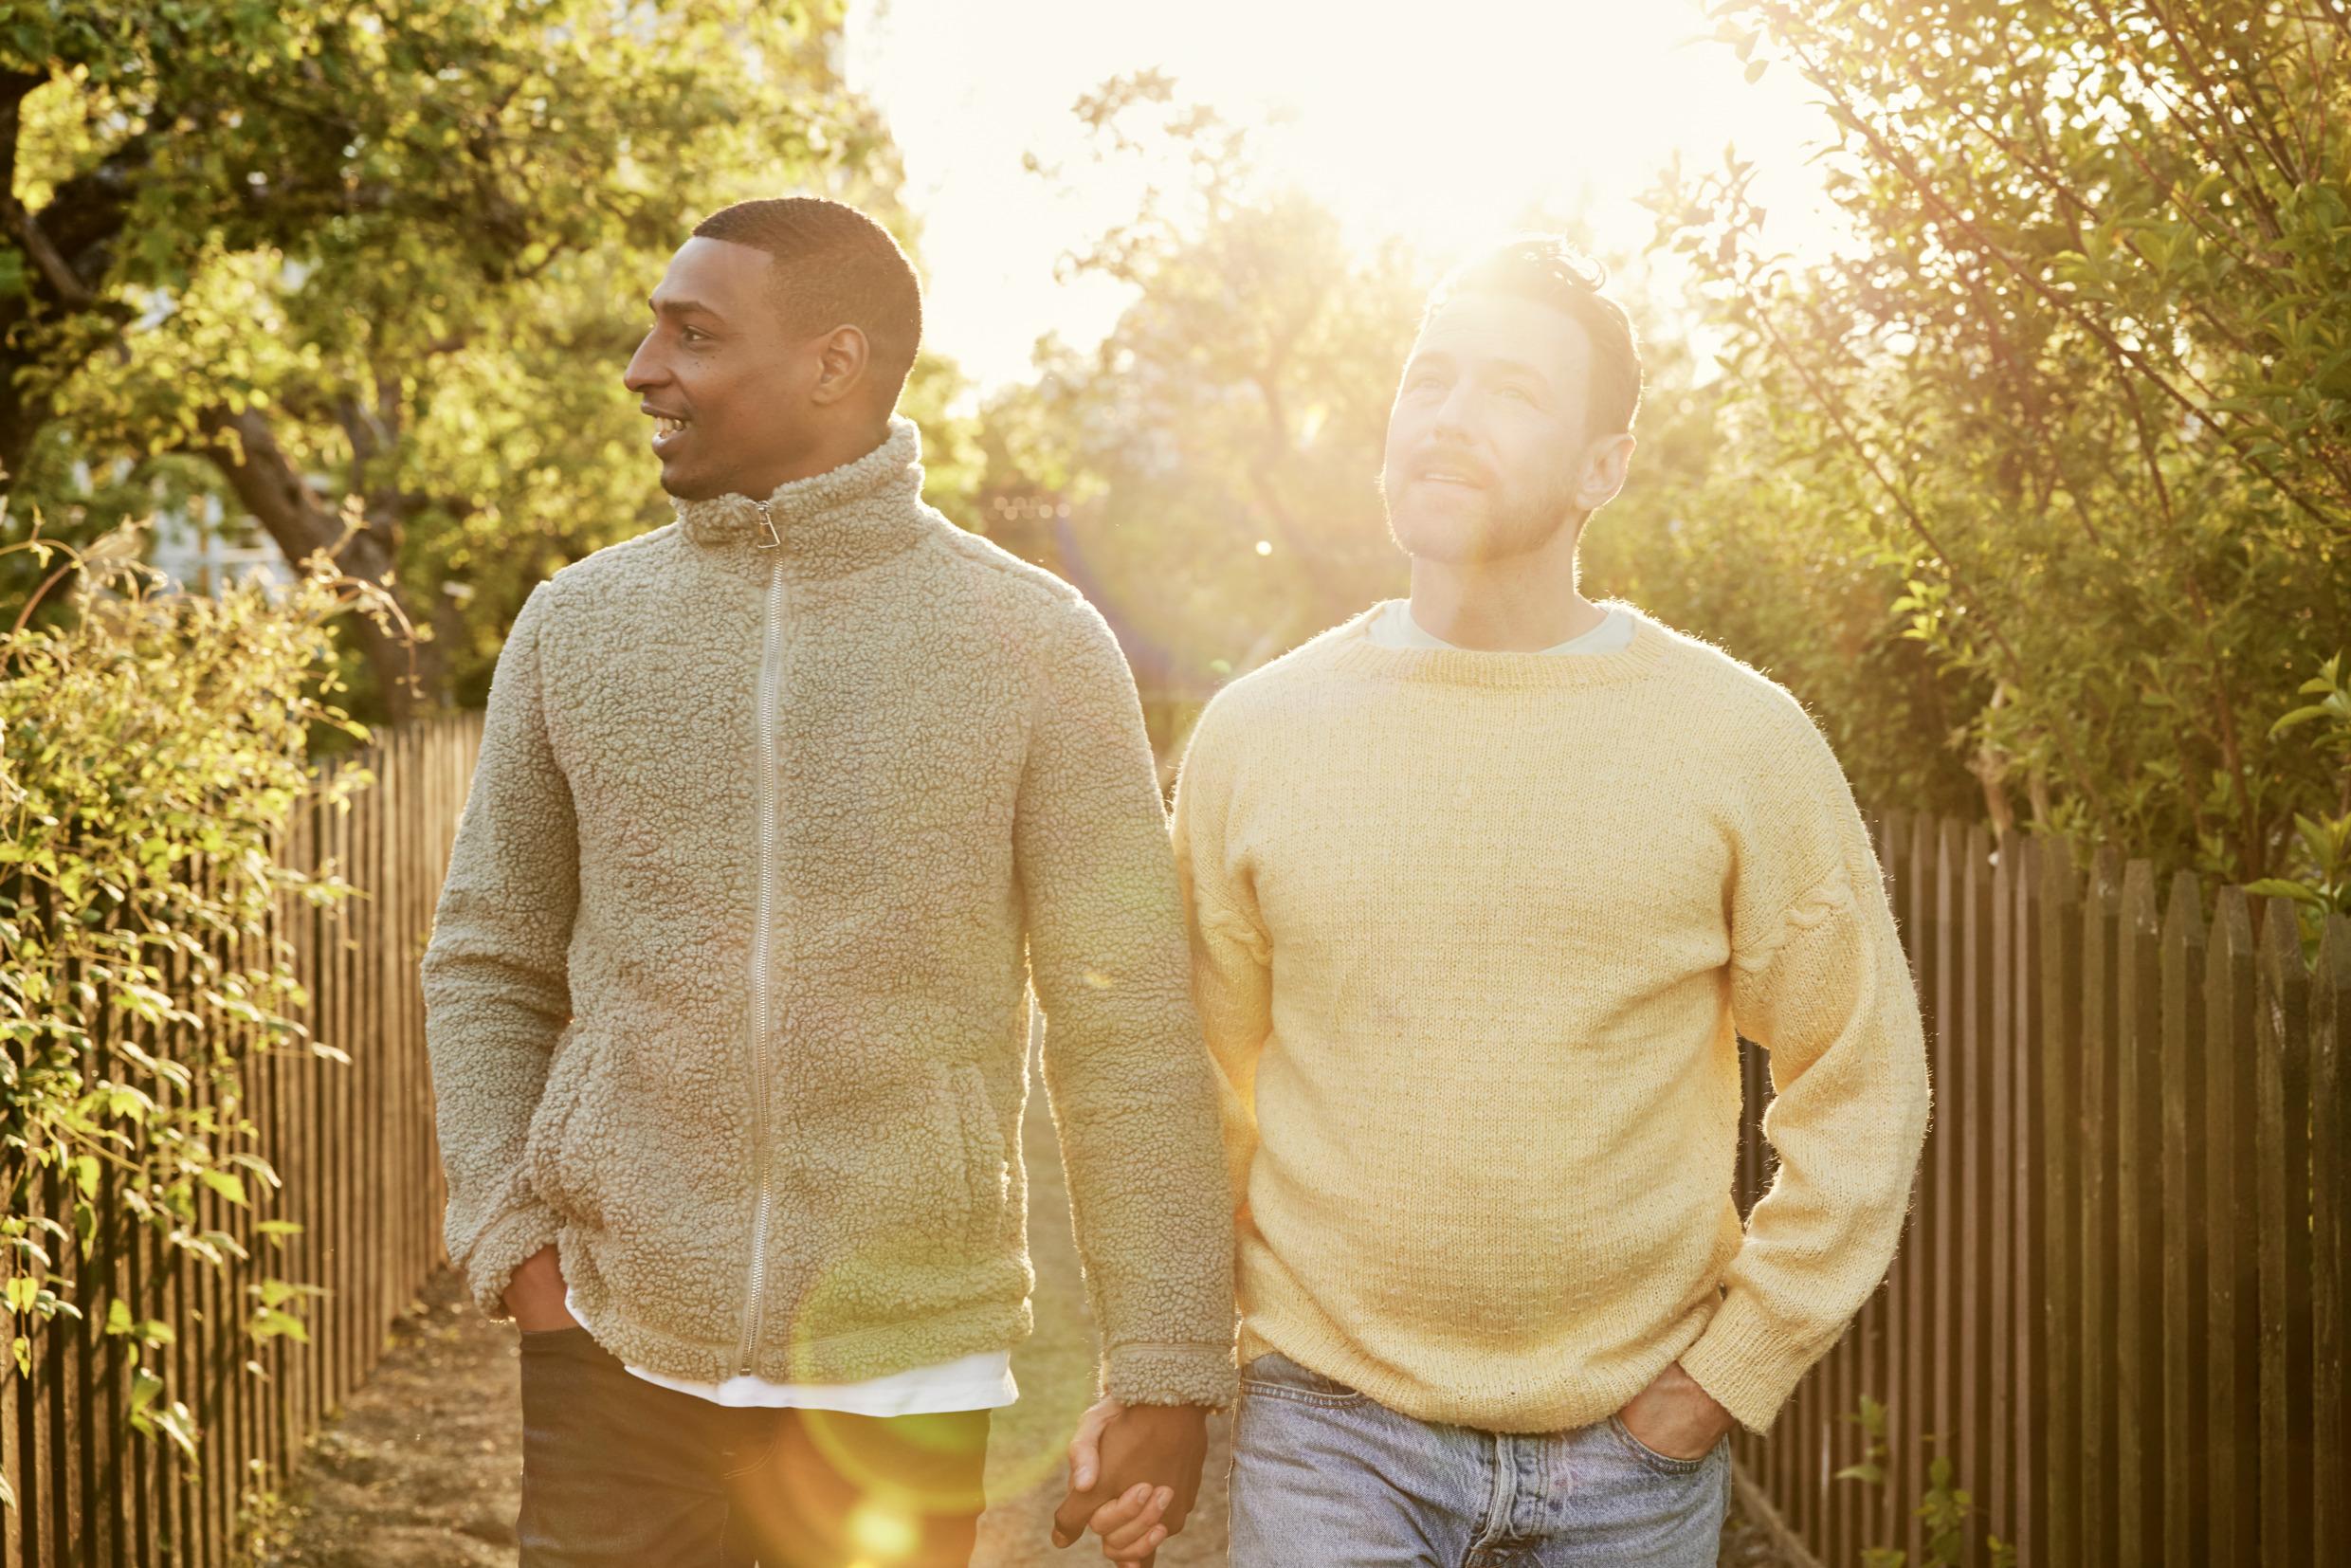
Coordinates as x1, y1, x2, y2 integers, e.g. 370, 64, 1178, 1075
849, 1501, 920, 1559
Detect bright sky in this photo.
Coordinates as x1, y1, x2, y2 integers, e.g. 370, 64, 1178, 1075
843, 0, 1846, 392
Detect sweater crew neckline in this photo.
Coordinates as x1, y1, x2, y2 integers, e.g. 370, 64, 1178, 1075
1324, 601, 1669, 690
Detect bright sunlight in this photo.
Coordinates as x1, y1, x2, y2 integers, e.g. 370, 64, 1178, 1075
847, 0, 1849, 388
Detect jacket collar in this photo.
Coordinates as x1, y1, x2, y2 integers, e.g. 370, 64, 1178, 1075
672, 418, 928, 579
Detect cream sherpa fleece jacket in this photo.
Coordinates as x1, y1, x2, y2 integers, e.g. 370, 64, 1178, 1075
421, 419, 1237, 1406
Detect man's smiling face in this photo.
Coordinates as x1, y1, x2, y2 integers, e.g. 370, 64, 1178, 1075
622, 236, 823, 502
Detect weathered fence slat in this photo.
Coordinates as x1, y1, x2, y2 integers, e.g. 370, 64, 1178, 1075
2253, 897, 2314, 1566
2078, 849, 2121, 1563
327, 778, 356, 1418
2114, 860, 2162, 1565
2207, 887, 2262, 1568
2007, 836, 2042, 1566
2159, 871, 2209, 1568
2315, 914, 2349, 1568
2035, 839, 2081, 1568
1983, 832, 2015, 1551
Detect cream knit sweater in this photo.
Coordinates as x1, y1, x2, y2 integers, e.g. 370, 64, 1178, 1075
1171, 603, 1930, 1435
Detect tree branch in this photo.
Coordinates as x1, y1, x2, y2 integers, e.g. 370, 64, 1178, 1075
0, 68, 100, 309
2, 195, 96, 309
196, 405, 439, 719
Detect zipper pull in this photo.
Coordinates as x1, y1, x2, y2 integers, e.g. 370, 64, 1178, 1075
752, 500, 781, 551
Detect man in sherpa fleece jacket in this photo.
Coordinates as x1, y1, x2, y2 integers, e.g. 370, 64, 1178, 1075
421, 196, 1235, 1568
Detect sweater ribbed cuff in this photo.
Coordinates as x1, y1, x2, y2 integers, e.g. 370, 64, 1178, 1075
1103, 1340, 1239, 1409
463, 1200, 562, 1321
1677, 1292, 1814, 1435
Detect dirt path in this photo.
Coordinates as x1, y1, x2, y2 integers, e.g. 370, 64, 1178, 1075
271, 1066, 1781, 1566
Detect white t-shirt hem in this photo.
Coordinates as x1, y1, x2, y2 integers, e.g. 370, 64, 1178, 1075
561, 1288, 1018, 1413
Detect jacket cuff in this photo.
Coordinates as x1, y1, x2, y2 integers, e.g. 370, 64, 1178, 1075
463, 1200, 562, 1320
1103, 1341, 1239, 1409
1677, 1292, 1814, 1435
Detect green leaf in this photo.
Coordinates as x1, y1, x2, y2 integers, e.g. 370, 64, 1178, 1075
248, 1306, 309, 1344
130, 1365, 162, 1414
198, 1170, 246, 1206
150, 1398, 198, 1461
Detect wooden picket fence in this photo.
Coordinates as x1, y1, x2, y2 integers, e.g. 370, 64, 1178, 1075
9, 720, 2347, 1566
1, 714, 482, 1567
1733, 812, 2348, 1568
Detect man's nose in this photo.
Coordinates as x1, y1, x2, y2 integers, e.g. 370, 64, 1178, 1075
1432, 383, 1479, 442
622, 336, 665, 393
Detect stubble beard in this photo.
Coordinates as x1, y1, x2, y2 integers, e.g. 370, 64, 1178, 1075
1380, 467, 1581, 566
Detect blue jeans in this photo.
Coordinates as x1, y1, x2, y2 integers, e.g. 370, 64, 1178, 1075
1229, 1353, 1730, 1567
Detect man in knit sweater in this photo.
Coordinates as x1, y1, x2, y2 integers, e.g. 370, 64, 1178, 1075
1068, 238, 1930, 1564
421, 198, 1234, 1567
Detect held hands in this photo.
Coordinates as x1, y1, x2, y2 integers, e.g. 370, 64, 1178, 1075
1051, 1398, 1209, 1564
501, 1246, 578, 1332
1615, 1359, 1734, 1461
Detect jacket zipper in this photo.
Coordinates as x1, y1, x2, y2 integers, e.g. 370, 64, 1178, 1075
738, 508, 787, 1376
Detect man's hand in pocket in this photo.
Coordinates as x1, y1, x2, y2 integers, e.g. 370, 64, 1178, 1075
501, 1246, 577, 1332
1615, 1361, 1732, 1461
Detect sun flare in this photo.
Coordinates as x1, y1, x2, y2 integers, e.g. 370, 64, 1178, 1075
847, 0, 1848, 389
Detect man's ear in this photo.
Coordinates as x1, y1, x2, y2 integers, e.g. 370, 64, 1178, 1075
807, 324, 872, 408
1576, 430, 1636, 514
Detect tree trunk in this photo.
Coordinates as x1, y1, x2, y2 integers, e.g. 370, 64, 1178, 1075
201, 406, 446, 721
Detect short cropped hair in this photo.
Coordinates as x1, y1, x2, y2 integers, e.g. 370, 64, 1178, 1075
693, 197, 923, 406
1426, 237, 1643, 436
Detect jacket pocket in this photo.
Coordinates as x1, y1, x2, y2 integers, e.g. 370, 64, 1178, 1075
524, 1033, 606, 1227
950, 1063, 1009, 1250
522, 1027, 582, 1204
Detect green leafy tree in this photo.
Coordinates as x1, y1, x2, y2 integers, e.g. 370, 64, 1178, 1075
1652, 0, 2351, 882
0, 0, 948, 718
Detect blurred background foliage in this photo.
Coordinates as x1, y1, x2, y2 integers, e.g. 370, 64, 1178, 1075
1, 0, 2344, 903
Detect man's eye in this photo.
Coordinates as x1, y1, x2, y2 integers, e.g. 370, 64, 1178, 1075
1500, 385, 1535, 404
681, 328, 709, 344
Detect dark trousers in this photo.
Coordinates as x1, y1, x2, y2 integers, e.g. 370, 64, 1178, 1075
517, 1327, 991, 1567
